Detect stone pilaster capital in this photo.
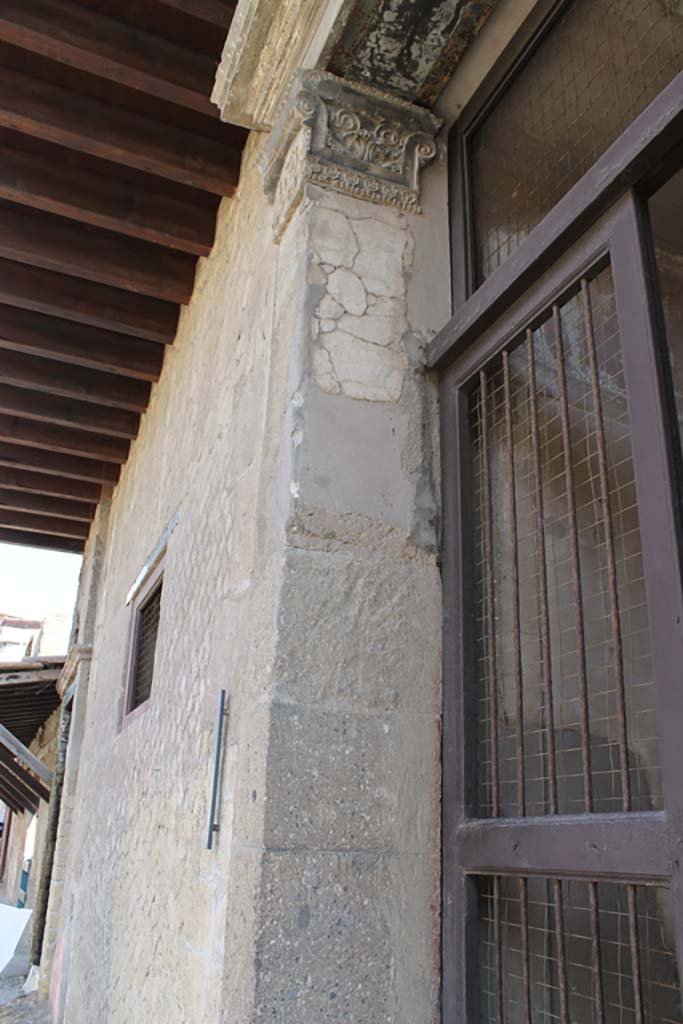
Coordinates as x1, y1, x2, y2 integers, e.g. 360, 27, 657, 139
260, 69, 441, 240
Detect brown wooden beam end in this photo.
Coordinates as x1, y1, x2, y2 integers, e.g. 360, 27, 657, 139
0, 144, 215, 256
0, 67, 240, 195
0, 304, 164, 381
0, 259, 178, 343
0, 386, 138, 439
155, 0, 236, 28
0, 202, 197, 304
0, 508, 89, 540
0, 528, 85, 553
0, 412, 129, 463
0, 440, 119, 484
0, 467, 102, 502
0, 351, 150, 412
0, 486, 95, 522
0, 0, 219, 116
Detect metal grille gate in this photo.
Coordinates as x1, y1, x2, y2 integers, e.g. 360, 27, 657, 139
440, 190, 683, 1023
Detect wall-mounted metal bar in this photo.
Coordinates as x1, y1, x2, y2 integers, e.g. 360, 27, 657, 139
207, 688, 228, 851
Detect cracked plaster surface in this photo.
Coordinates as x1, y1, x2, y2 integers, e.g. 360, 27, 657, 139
309, 192, 413, 404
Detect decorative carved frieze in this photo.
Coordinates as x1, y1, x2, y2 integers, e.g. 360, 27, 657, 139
260, 70, 441, 239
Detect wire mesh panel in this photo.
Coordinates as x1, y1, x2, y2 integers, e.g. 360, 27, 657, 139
479, 875, 683, 1024
470, 0, 683, 283
131, 579, 163, 710
470, 264, 661, 819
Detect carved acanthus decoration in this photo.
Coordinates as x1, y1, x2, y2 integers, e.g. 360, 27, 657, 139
260, 70, 441, 240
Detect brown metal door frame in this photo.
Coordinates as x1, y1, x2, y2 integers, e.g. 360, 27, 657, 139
440, 185, 683, 1020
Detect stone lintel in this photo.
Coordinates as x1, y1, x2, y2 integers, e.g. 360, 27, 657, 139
212, 0, 353, 130
260, 70, 441, 240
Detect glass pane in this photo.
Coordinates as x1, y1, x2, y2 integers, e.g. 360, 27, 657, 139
478, 875, 683, 1024
648, 169, 683, 469
471, 264, 661, 817
471, 0, 683, 284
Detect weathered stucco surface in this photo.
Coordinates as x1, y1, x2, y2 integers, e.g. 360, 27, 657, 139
41, 110, 449, 1023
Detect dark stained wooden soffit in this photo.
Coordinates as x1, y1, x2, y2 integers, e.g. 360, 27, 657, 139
0, 0, 246, 553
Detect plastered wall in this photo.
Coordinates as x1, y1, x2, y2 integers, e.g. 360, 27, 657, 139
41, 112, 449, 1023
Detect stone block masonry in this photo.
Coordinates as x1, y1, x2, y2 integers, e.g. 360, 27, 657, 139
45, 66, 450, 1024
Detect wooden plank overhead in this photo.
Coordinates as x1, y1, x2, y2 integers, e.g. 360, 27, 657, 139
0, 1, 245, 552
0, 660, 63, 749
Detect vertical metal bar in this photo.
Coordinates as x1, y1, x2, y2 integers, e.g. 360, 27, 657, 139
552, 879, 570, 1024
527, 330, 558, 815
553, 303, 592, 811
503, 351, 525, 816
494, 876, 504, 1024
627, 884, 644, 1024
519, 877, 532, 1024
581, 278, 631, 812
480, 370, 501, 818
207, 688, 228, 850
589, 882, 605, 1024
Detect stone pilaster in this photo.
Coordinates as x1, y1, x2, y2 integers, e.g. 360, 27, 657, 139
215, 70, 446, 1023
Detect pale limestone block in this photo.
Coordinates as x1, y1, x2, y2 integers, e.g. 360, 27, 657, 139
310, 206, 359, 268
319, 318, 337, 332
352, 218, 407, 297
316, 294, 344, 320
327, 267, 367, 315
323, 330, 407, 402
338, 312, 408, 347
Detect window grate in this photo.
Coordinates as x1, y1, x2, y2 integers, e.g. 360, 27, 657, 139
478, 875, 683, 1024
470, 0, 683, 283
470, 266, 661, 818
130, 578, 162, 711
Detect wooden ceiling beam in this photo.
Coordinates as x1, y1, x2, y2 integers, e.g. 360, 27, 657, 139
0, 746, 51, 803
0, 413, 129, 464
0, 351, 150, 412
0, 386, 138, 440
0, 202, 196, 304
154, 0, 236, 28
0, 442, 119, 485
0, 144, 215, 256
0, 487, 95, 522
0, 259, 178, 343
0, 67, 240, 195
0, 0, 219, 116
0, 509, 89, 540
0, 467, 102, 502
0, 526, 84, 553
0, 305, 164, 381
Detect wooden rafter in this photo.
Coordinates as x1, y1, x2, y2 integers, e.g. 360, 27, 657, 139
0, 305, 165, 380
0, 259, 178, 343
0, 486, 95, 522
0, 67, 240, 194
0, 202, 197, 303
0, 467, 102, 502
0, 413, 130, 463
0, 0, 219, 116
0, 386, 139, 438
0, 352, 150, 411
0, 144, 216, 256
0, 0, 243, 551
